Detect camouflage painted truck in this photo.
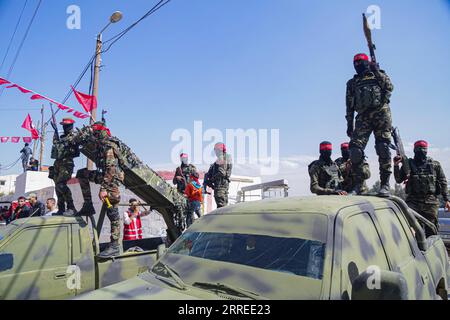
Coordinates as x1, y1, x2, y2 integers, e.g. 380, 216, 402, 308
78, 195, 450, 300
0, 125, 190, 300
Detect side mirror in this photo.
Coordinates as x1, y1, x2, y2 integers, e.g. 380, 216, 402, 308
0, 253, 14, 272
156, 244, 167, 260
351, 270, 408, 300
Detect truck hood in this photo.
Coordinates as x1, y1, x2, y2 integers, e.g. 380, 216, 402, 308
75, 273, 219, 300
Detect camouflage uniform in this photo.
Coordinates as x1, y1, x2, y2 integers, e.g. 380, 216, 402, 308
49, 126, 80, 214
76, 130, 124, 245
394, 157, 449, 237
335, 157, 371, 193
346, 68, 394, 192
308, 159, 344, 195
173, 163, 197, 193
205, 154, 232, 208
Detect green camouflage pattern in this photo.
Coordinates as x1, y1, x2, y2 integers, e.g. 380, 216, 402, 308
0, 216, 157, 300
346, 70, 394, 180
77, 195, 450, 300
308, 159, 343, 195
394, 157, 449, 237
73, 125, 188, 242
335, 157, 370, 193
205, 154, 232, 208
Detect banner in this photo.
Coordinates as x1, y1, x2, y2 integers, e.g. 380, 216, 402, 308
72, 86, 97, 113
0, 137, 32, 143
0, 77, 91, 119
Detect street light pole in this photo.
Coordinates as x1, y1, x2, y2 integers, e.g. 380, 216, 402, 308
87, 33, 102, 170
86, 11, 122, 170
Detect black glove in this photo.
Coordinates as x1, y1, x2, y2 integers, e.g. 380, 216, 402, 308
346, 123, 354, 138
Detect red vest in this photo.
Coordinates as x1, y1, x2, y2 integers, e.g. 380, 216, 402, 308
123, 209, 143, 241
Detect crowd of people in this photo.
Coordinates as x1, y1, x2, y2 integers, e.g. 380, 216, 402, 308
0, 193, 60, 224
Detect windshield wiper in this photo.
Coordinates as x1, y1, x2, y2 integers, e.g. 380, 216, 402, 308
153, 262, 187, 291
192, 282, 268, 300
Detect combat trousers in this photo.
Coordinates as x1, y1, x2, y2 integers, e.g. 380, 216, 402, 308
350, 106, 393, 180
77, 168, 121, 243
406, 198, 439, 238
53, 159, 75, 212
214, 184, 229, 208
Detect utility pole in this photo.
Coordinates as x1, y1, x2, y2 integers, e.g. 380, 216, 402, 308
86, 11, 122, 170
87, 33, 102, 170
39, 105, 46, 171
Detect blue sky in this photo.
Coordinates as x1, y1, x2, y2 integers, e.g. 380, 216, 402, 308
0, 0, 449, 194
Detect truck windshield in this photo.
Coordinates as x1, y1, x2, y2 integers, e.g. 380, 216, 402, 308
167, 232, 325, 280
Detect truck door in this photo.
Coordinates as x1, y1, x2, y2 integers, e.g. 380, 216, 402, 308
372, 207, 435, 299
0, 225, 75, 300
337, 211, 390, 299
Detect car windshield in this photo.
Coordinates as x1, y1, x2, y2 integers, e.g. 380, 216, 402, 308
167, 232, 326, 280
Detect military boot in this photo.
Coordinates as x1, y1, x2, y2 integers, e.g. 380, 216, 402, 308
378, 175, 391, 197
77, 201, 96, 216
98, 242, 121, 259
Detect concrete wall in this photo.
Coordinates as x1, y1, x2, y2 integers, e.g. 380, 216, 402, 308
14, 171, 55, 198
0, 175, 17, 195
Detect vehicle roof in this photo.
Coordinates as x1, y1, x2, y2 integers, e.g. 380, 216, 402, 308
0, 216, 82, 239
210, 195, 393, 216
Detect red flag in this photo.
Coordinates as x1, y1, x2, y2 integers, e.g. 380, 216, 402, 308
73, 111, 90, 119
23, 137, 32, 143
6, 84, 32, 94
0, 78, 10, 85
71, 86, 97, 113
11, 137, 20, 143
30, 94, 45, 100
21, 114, 39, 140
1, 137, 9, 143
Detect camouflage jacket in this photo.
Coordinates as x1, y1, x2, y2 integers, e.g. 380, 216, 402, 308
335, 157, 370, 193
308, 159, 343, 195
173, 164, 197, 192
51, 130, 80, 161
96, 142, 124, 192
394, 157, 449, 203
346, 69, 394, 125
205, 154, 232, 189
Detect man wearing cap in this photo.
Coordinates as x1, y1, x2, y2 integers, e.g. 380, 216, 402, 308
346, 53, 394, 196
72, 121, 124, 258
204, 142, 232, 208
394, 140, 450, 237
173, 153, 197, 193
308, 141, 347, 196
335, 142, 371, 194
49, 117, 80, 215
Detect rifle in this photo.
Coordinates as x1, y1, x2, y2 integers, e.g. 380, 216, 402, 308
101, 109, 107, 124
363, 13, 377, 63
202, 170, 213, 194
50, 104, 59, 141
391, 127, 410, 176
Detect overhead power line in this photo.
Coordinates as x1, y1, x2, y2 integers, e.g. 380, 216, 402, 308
0, 0, 29, 74
0, 0, 43, 97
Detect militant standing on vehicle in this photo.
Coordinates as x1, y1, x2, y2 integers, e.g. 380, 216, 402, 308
204, 143, 232, 208
346, 14, 394, 196
49, 117, 80, 215
394, 140, 450, 237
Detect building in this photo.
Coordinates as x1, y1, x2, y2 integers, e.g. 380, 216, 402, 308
0, 175, 18, 196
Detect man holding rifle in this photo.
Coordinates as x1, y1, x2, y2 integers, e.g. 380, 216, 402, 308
394, 140, 450, 237
345, 14, 394, 196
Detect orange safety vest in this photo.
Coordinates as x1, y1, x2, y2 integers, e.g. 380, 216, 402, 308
123, 209, 143, 241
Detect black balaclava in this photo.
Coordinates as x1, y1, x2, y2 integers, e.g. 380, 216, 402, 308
353, 53, 370, 75
414, 140, 428, 164
341, 143, 350, 161
319, 141, 333, 163
62, 124, 74, 135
